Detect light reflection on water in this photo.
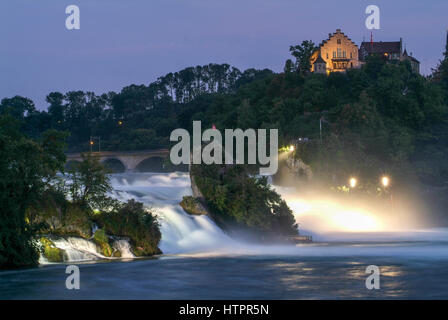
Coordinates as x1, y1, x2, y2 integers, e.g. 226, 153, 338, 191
1, 248, 448, 299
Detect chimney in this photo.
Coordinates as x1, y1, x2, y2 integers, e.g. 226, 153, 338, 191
336, 28, 341, 33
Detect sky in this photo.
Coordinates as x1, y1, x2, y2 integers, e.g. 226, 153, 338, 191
1, 0, 447, 110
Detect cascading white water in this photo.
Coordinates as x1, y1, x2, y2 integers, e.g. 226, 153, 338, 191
38, 172, 448, 263
52, 237, 103, 262
109, 172, 238, 254
112, 239, 134, 258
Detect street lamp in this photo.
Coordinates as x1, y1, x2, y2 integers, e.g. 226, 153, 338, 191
381, 176, 390, 188
90, 136, 101, 153
349, 177, 357, 188
289, 145, 295, 152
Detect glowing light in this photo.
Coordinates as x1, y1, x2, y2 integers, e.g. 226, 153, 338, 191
118, 120, 123, 125
289, 145, 295, 152
90, 141, 94, 145
381, 176, 390, 187
283, 197, 382, 233
349, 177, 357, 188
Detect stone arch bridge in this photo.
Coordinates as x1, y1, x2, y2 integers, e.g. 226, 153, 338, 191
65, 149, 170, 172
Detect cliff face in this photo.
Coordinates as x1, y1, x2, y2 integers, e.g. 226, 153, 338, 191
179, 166, 210, 216
190, 171, 204, 199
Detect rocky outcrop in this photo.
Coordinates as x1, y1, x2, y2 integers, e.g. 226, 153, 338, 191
190, 167, 205, 199
93, 229, 113, 257
186, 163, 211, 216
180, 196, 208, 215
40, 237, 65, 262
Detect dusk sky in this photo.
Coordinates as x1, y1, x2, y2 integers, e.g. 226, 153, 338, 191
1, 0, 447, 109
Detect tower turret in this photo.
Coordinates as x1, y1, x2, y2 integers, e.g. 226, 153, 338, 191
313, 52, 327, 74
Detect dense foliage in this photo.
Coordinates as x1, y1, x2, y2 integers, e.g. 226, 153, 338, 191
95, 200, 161, 256
0, 116, 66, 269
191, 164, 298, 237
3, 49, 447, 188
0, 64, 273, 152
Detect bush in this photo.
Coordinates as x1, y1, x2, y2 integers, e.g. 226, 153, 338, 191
40, 237, 65, 262
93, 229, 113, 257
95, 200, 161, 256
191, 164, 298, 237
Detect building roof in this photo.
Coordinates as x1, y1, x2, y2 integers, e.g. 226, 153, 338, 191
318, 28, 358, 49
360, 41, 401, 54
403, 49, 420, 63
314, 53, 325, 64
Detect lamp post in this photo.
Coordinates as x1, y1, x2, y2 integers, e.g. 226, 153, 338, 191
349, 177, 357, 195
319, 116, 329, 145
89, 136, 101, 153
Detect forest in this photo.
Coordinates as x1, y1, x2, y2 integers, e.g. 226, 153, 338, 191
1, 40, 447, 188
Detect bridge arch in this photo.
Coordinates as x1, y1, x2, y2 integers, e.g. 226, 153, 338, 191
102, 158, 126, 173
135, 157, 166, 172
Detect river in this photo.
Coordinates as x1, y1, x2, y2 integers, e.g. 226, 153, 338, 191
1, 172, 448, 299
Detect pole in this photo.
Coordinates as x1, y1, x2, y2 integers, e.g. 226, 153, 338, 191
319, 118, 322, 145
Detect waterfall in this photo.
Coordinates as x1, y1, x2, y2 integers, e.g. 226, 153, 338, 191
109, 172, 237, 254
39, 172, 237, 264
113, 239, 134, 258
52, 237, 103, 262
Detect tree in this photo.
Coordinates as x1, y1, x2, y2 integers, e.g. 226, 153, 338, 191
0, 115, 66, 269
65, 153, 112, 210
289, 40, 316, 74
0, 96, 36, 120
284, 59, 294, 73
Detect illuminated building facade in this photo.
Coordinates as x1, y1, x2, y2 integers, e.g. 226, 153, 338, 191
310, 29, 360, 74
311, 29, 420, 74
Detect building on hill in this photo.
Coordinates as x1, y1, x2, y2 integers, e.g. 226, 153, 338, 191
402, 49, 420, 74
359, 39, 403, 61
310, 29, 360, 74
310, 29, 420, 74
359, 38, 420, 73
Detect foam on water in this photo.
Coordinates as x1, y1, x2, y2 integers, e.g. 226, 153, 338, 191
107, 172, 448, 260
109, 172, 239, 254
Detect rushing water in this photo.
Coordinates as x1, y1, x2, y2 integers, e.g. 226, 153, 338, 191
2, 172, 448, 299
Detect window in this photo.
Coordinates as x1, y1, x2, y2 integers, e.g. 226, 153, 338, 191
326, 53, 329, 59
337, 39, 341, 44
343, 51, 346, 58
350, 52, 353, 59
333, 51, 336, 58
337, 48, 342, 58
